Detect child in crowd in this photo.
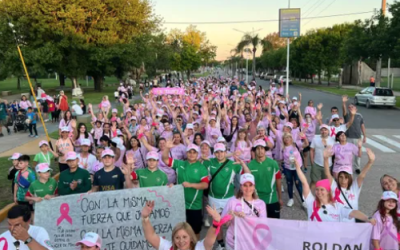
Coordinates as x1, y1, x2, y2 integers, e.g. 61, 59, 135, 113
14, 155, 36, 212
7, 153, 22, 195
26, 107, 38, 138
33, 140, 59, 167
25, 163, 57, 207
371, 191, 400, 250
75, 232, 102, 250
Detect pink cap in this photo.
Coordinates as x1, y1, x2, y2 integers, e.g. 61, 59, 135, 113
39, 140, 49, 147
337, 165, 353, 175
240, 173, 255, 185
146, 151, 159, 160
200, 140, 211, 147
253, 139, 266, 148
80, 139, 91, 146
209, 116, 217, 121
316, 179, 331, 192
36, 163, 52, 173
186, 144, 200, 153
284, 122, 293, 129
8, 153, 21, 160
101, 148, 115, 158
214, 143, 226, 152
66, 152, 78, 161
112, 108, 118, 113
76, 232, 102, 248
319, 124, 329, 131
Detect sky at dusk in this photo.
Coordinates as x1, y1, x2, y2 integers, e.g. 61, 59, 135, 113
152, 0, 392, 60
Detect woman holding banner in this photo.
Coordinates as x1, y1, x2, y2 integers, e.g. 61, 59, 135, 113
220, 173, 267, 250
294, 159, 376, 224
142, 201, 221, 250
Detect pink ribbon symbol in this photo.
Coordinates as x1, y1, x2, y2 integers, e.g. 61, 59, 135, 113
0, 237, 8, 250
333, 188, 344, 204
252, 223, 273, 250
56, 203, 73, 226
213, 214, 232, 235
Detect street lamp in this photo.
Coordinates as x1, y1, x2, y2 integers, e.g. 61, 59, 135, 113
244, 48, 251, 84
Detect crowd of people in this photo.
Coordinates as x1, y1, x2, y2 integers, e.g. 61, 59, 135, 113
2, 75, 399, 250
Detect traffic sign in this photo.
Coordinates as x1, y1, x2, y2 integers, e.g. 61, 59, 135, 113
279, 8, 301, 38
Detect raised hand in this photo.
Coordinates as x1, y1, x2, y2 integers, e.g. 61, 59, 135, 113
126, 151, 135, 165
342, 95, 348, 103
206, 205, 221, 222
323, 145, 333, 158
141, 201, 155, 218
166, 139, 174, 149
366, 148, 375, 162
317, 103, 323, 110
121, 163, 132, 175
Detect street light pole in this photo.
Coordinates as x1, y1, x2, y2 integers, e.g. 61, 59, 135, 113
286, 0, 291, 99
246, 56, 249, 84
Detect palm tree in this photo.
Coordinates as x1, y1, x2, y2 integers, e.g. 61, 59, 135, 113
242, 34, 272, 79
231, 40, 248, 79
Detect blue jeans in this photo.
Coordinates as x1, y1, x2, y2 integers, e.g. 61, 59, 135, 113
284, 168, 303, 202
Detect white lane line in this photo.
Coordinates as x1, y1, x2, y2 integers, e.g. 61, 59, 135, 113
362, 147, 366, 152
365, 137, 396, 153
373, 135, 400, 150
394, 135, 400, 140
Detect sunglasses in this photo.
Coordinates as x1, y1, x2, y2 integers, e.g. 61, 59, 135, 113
321, 205, 328, 214
333, 119, 339, 122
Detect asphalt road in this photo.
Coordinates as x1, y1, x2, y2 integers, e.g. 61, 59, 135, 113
215, 70, 400, 221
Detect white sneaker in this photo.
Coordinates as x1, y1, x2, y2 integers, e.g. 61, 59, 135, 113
302, 201, 307, 209
287, 199, 294, 207
204, 219, 210, 227
281, 185, 285, 193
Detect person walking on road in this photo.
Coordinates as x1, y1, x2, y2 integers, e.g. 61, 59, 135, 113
342, 95, 366, 174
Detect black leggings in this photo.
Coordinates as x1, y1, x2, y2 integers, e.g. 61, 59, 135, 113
29, 123, 37, 136
59, 163, 69, 172
266, 202, 281, 219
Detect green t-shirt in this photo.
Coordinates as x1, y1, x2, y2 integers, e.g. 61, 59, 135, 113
33, 152, 54, 165
238, 87, 247, 95
26, 178, 57, 198
133, 168, 168, 188
14, 168, 36, 202
0, 103, 6, 120
203, 158, 241, 199
172, 159, 208, 210
58, 167, 92, 195
248, 158, 280, 204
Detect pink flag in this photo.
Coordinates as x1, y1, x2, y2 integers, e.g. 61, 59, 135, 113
152, 88, 185, 96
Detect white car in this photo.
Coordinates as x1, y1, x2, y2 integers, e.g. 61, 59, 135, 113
354, 87, 396, 108
259, 72, 265, 79
265, 73, 275, 80
278, 75, 292, 85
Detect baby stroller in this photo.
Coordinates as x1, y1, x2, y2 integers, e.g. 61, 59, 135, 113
13, 109, 28, 133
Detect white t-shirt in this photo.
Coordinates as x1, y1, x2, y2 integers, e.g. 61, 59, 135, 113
331, 181, 361, 222
71, 104, 83, 115
158, 236, 206, 250
0, 225, 53, 250
310, 136, 335, 166
78, 153, 97, 171
305, 193, 353, 222
329, 124, 347, 138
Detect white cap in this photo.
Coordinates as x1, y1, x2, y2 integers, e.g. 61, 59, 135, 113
101, 149, 115, 158
186, 144, 200, 153
253, 139, 266, 148
39, 140, 49, 147
217, 136, 226, 143
36, 163, 52, 173
8, 153, 21, 160
382, 191, 398, 201
240, 173, 255, 185
61, 126, 70, 133
66, 152, 78, 161
214, 143, 226, 152
292, 97, 298, 100
331, 114, 340, 120
81, 139, 91, 146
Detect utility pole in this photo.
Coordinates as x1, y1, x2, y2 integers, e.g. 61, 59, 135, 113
376, 0, 387, 87
286, 0, 291, 98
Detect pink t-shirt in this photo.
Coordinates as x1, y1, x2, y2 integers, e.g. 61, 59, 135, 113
371, 211, 399, 250
170, 143, 187, 160
205, 125, 222, 147
230, 140, 252, 162
332, 143, 358, 173
126, 147, 149, 169
304, 106, 317, 118
221, 197, 267, 249
282, 145, 302, 170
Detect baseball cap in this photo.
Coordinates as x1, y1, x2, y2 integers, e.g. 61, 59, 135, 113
146, 151, 159, 160
253, 139, 266, 148
36, 163, 52, 173
214, 143, 226, 152
319, 124, 329, 131
101, 148, 115, 158
61, 126, 70, 133
200, 140, 211, 147
39, 140, 49, 147
66, 152, 78, 161
240, 173, 255, 185
337, 165, 353, 175
186, 123, 194, 129
71, 100, 77, 105
186, 144, 200, 153
9, 153, 22, 160
331, 114, 340, 120
209, 116, 216, 121
112, 108, 118, 113
382, 191, 398, 201
217, 136, 226, 143
81, 138, 91, 146
284, 122, 293, 129
292, 97, 298, 100
130, 116, 137, 121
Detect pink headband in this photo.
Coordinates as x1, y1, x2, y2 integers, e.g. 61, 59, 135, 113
316, 179, 331, 192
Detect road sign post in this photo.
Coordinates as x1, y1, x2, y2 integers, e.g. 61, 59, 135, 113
279, 8, 300, 99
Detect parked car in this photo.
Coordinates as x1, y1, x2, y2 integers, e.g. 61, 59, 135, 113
259, 72, 265, 79
354, 87, 396, 109
265, 73, 275, 80
278, 75, 293, 85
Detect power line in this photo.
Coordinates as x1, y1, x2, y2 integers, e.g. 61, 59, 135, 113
303, 0, 327, 18
302, 0, 324, 17
164, 11, 374, 25
303, 0, 337, 27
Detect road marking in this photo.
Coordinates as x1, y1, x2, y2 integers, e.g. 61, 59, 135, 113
394, 135, 400, 140
373, 135, 400, 150
365, 137, 396, 153
362, 147, 366, 152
